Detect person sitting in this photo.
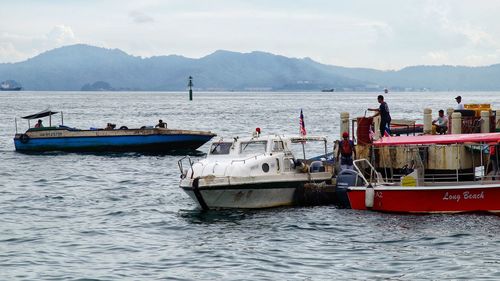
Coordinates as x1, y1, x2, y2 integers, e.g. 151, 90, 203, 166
155, 119, 167, 128
337, 132, 356, 171
105, 123, 116, 130
34, 119, 43, 128
432, 109, 448, 134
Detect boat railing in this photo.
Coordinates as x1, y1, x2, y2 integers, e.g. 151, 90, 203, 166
230, 153, 266, 164
353, 159, 387, 186
178, 156, 194, 179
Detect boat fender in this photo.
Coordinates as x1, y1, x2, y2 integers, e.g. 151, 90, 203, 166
119, 126, 128, 130
19, 134, 30, 144
300, 163, 309, 173
365, 184, 374, 208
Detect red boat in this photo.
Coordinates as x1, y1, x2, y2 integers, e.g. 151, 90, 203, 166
336, 133, 500, 214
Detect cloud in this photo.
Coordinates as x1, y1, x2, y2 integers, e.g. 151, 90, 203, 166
423, 51, 449, 63
423, 0, 500, 49
0, 41, 26, 62
47, 25, 76, 44
0, 25, 78, 63
129, 11, 155, 24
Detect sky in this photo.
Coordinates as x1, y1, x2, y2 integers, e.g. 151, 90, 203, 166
1, 0, 500, 70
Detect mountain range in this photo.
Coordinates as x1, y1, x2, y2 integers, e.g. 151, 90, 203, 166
1, 44, 499, 91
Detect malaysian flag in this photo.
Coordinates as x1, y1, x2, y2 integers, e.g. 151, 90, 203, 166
369, 126, 375, 140
299, 109, 307, 136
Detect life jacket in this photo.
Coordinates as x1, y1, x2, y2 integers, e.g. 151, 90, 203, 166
340, 140, 354, 157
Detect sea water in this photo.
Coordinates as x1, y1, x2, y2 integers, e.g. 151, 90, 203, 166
1, 91, 499, 280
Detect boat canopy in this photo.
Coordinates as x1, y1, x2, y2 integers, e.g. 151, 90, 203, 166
22, 109, 59, 120
373, 133, 500, 146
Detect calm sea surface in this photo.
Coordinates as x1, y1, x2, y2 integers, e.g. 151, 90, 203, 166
1, 91, 499, 280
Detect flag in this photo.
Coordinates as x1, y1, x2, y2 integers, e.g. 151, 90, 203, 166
369, 126, 375, 140
299, 109, 307, 136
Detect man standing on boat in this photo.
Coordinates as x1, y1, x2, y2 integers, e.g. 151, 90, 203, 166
337, 132, 356, 171
455, 95, 465, 110
368, 95, 391, 137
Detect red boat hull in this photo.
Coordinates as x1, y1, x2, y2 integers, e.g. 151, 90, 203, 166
347, 184, 500, 214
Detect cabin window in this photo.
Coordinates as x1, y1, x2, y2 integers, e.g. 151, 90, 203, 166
272, 141, 284, 152
240, 141, 267, 155
210, 142, 232, 155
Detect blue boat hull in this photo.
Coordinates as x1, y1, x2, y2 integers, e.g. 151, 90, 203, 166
14, 134, 214, 152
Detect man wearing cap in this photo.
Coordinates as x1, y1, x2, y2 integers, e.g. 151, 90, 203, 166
337, 132, 356, 171
455, 96, 464, 110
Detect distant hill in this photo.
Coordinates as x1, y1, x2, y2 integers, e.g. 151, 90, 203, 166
0, 44, 499, 91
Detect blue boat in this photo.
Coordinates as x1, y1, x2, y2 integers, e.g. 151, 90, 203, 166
14, 109, 216, 152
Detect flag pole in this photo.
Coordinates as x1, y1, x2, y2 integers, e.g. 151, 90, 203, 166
300, 109, 306, 159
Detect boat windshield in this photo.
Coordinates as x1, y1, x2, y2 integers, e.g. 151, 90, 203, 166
240, 141, 268, 155
210, 142, 233, 155
289, 140, 327, 159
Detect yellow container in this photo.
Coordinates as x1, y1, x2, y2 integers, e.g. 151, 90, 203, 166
464, 104, 480, 109
464, 104, 491, 117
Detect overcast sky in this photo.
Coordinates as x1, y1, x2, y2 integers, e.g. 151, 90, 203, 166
1, 0, 499, 69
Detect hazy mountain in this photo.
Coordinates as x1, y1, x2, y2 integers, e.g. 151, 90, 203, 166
0, 44, 499, 91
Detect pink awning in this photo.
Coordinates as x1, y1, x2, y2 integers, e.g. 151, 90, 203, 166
373, 133, 500, 146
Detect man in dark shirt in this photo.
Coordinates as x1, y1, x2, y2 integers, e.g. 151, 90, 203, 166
155, 119, 167, 128
368, 95, 391, 137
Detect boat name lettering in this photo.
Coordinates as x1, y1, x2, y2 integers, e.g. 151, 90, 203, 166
463, 191, 484, 200
39, 132, 63, 137
375, 191, 383, 198
442, 191, 484, 202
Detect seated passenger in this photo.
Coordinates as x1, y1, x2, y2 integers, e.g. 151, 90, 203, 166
432, 109, 448, 134
34, 119, 44, 128
105, 123, 116, 130
155, 119, 167, 128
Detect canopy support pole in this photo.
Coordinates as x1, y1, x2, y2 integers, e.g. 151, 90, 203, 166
455, 144, 459, 182
61, 112, 64, 126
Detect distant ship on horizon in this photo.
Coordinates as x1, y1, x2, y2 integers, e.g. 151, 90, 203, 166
321, 88, 335, 92
1, 81, 22, 91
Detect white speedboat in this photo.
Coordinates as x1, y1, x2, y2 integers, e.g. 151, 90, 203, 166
178, 134, 335, 209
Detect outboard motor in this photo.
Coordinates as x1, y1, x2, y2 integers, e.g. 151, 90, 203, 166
335, 169, 363, 208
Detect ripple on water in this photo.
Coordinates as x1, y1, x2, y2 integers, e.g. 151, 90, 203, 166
1, 92, 500, 280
